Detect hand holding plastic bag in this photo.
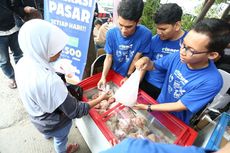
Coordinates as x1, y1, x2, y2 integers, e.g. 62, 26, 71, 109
114, 70, 141, 107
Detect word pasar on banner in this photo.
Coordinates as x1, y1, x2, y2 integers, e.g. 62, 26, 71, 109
48, 0, 93, 23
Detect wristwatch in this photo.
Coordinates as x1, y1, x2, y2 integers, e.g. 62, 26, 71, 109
147, 104, 152, 112
126, 74, 131, 78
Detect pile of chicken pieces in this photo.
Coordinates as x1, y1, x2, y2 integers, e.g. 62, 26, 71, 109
87, 87, 174, 144
90, 90, 117, 114
106, 107, 173, 143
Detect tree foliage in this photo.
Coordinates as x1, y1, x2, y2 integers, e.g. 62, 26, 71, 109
141, 0, 160, 34
205, 0, 229, 18
181, 14, 196, 31
141, 0, 195, 34
216, 0, 228, 4
141, 0, 228, 34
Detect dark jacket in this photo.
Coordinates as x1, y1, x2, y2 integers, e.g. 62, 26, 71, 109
30, 93, 90, 133
0, 0, 26, 31
21, 0, 43, 11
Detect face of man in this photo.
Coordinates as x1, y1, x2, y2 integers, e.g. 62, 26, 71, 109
156, 23, 178, 40
179, 30, 217, 69
118, 16, 138, 37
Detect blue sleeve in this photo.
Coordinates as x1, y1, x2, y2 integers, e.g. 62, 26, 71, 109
104, 29, 114, 55
59, 93, 90, 119
154, 52, 179, 72
100, 138, 207, 153
181, 75, 223, 113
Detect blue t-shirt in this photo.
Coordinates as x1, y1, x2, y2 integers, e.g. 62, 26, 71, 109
145, 32, 187, 88
100, 138, 211, 153
105, 25, 152, 77
155, 52, 223, 124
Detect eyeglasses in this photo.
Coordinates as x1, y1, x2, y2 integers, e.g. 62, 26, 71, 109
180, 42, 209, 57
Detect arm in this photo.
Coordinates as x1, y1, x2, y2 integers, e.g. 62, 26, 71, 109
120, 52, 144, 84
133, 100, 187, 112
127, 52, 142, 76
135, 56, 155, 71
121, 54, 153, 84
139, 69, 146, 82
97, 54, 113, 89
87, 92, 110, 108
59, 92, 110, 119
131, 53, 148, 82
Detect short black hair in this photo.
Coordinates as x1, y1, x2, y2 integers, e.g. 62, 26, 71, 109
94, 18, 103, 26
193, 18, 230, 54
222, 14, 230, 24
117, 0, 144, 21
154, 3, 183, 24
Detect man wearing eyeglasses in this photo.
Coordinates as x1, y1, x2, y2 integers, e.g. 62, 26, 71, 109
97, 0, 152, 89
140, 3, 187, 99
133, 18, 230, 125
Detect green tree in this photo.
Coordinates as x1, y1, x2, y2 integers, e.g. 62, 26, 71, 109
141, 0, 229, 33
141, 0, 195, 33
194, 0, 229, 21
181, 14, 196, 31
141, 0, 160, 34
205, 0, 229, 18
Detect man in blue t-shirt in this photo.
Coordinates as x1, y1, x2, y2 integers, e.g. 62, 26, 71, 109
134, 19, 230, 125
141, 3, 187, 99
100, 138, 230, 153
97, 0, 152, 89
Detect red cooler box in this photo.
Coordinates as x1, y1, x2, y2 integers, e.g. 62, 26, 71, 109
78, 70, 197, 146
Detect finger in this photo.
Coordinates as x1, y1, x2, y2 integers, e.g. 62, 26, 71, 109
142, 63, 149, 70
105, 91, 110, 95
97, 82, 101, 88
111, 138, 118, 146
132, 106, 138, 109
97, 83, 104, 90
97, 85, 102, 90
109, 139, 115, 146
135, 64, 141, 69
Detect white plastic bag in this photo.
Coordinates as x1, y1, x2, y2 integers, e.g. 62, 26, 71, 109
114, 70, 141, 107
52, 59, 81, 84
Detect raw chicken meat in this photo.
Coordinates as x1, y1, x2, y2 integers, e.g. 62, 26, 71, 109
131, 116, 147, 129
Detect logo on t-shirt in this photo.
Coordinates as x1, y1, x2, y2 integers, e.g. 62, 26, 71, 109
162, 47, 179, 54
168, 70, 187, 99
116, 44, 134, 62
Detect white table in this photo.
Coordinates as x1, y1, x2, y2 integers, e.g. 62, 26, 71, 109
75, 115, 112, 153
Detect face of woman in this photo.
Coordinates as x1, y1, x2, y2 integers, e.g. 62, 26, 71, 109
49, 51, 61, 62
